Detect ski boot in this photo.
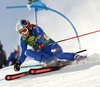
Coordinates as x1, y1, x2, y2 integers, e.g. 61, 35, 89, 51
74, 54, 86, 61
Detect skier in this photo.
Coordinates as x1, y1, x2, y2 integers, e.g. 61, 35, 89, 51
7, 45, 21, 66
14, 19, 85, 71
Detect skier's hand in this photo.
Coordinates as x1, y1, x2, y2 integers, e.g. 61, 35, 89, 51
32, 42, 39, 51
14, 61, 21, 71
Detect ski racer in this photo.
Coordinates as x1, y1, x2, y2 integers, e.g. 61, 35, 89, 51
14, 19, 85, 71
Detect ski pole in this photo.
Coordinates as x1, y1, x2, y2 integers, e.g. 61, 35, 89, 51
39, 29, 100, 48
75, 49, 87, 54
20, 64, 43, 68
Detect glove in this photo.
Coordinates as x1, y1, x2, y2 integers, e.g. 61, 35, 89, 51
32, 42, 39, 51
14, 61, 21, 71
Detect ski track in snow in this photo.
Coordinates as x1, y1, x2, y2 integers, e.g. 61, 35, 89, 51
0, 56, 100, 87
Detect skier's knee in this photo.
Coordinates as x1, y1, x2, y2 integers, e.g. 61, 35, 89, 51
25, 49, 35, 56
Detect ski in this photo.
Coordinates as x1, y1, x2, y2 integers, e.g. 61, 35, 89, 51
29, 66, 61, 75
5, 60, 71, 80
5, 71, 29, 80
29, 60, 72, 75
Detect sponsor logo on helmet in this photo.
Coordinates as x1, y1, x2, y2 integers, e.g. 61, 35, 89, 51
17, 24, 22, 30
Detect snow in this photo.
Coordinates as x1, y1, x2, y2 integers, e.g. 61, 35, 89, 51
0, 55, 100, 87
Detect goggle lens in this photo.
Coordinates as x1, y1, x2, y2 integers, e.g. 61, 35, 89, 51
18, 28, 28, 35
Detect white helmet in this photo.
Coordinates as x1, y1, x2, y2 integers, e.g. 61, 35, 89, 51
16, 19, 31, 32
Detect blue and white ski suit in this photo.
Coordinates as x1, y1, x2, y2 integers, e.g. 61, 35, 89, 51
18, 26, 74, 64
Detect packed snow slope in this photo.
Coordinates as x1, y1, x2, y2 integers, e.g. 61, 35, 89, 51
0, 54, 100, 87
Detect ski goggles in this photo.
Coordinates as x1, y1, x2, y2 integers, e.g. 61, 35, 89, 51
18, 28, 28, 35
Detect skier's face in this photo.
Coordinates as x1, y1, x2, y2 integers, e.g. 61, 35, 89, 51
18, 28, 30, 37
21, 30, 30, 37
